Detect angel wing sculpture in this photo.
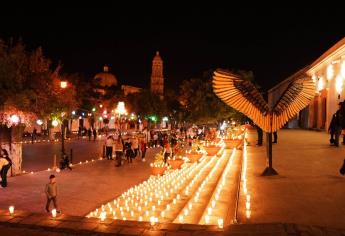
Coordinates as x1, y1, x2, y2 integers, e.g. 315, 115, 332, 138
213, 69, 315, 175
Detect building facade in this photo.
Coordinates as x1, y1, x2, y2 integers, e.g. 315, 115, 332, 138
268, 37, 345, 131
150, 51, 164, 95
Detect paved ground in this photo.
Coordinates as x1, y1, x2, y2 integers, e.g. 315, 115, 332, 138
245, 129, 345, 229
22, 139, 105, 172
0, 148, 160, 216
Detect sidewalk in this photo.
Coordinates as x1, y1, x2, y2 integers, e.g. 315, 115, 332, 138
0, 148, 159, 216
245, 129, 345, 229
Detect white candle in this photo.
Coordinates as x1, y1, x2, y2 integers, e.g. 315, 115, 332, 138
52, 209, 57, 218
217, 218, 224, 228
9, 206, 14, 215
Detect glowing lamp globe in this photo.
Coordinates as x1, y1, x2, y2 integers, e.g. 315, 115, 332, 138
36, 119, 43, 125
52, 120, 59, 127
10, 115, 20, 124
60, 81, 67, 88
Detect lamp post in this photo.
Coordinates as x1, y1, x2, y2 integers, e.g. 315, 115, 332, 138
60, 81, 67, 156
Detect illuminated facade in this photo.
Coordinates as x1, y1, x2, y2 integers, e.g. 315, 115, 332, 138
268, 37, 345, 131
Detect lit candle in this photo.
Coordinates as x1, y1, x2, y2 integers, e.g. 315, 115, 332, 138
52, 209, 57, 218
207, 207, 212, 215
211, 200, 216, 208
9, 206, 14, 215
246, 202, 251, 210
161, 211, 165, 217
179, 215, 184, 223
139, 216, 143, 221
150, 216, 156, 225
246, 195, 251, 202
184, 209, 188, 216
246, 210, 251, 219
217, 218, 224, 228
205, 215, 210, 224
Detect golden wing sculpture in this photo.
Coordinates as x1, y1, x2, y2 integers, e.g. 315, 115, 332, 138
213, 69, 315, 133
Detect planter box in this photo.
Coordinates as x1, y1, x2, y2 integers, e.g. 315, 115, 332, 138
186, 153, 203, 163
151, 166, 167, 175
224, 139, 243, 149
204, 146, 221, 156
168, 159, 184, 169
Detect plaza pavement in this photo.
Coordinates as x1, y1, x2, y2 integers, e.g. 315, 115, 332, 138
22, 138, 105, 172
245, 129, 345, 229
0, 148, 160, 216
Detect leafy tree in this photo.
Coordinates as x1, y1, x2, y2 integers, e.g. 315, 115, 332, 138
0, 39, 78, 127
179, 69, 251, 125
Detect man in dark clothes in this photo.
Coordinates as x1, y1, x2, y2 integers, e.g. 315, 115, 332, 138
328, 113, 336, 145
254, 124, 263, 146
273, 131, 278, 144
333, 102, 343, 147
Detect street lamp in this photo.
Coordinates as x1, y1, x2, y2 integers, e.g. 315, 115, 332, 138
115, 102, 127, 132
59, 81, 68, 155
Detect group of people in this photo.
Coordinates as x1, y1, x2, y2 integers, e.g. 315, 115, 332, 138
104, 131, 148, 167
0, 149, 12, 188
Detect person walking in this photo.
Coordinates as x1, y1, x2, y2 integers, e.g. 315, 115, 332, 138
93, 129, 97, 141
45, 175, 60, 213
328, 113, 337, 145
273, 131, 278, 144
140, 137, 147, 162
114, 136, 124, 167
333, 102, 344, 147
163, 142, 172, 163
105, 136, 114, 160
131, 135, 139, 158
87, 128, 92, 141
0, 149, 12, 188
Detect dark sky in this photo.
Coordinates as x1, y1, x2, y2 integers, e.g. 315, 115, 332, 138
0, 6, 344, 91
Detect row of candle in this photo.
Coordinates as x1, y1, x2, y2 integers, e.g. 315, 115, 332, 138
21, 157, 104, 175
174, 147, 231, 225
242, 132, 251, 219
198, 148, 237, 227
86, 153, 214, 223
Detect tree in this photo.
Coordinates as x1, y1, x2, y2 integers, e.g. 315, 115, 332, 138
179, 70, 250, 125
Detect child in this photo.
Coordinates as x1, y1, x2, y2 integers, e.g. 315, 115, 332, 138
45, 175, 60, 213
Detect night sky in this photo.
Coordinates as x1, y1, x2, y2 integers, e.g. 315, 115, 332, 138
0, 6, 344, 92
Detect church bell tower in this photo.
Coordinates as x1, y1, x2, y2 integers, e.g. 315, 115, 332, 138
150, 51, 164, 96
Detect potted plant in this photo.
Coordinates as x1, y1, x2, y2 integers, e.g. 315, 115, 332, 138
223, 139, 243, 149
203, 143, 221, 156
150, 152, 167, 175
186, 142, 202, 163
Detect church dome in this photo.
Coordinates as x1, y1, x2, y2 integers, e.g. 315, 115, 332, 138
94, 65, 118, 87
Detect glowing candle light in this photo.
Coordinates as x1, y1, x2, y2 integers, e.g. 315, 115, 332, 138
161, 211, 165, 218
152, 205, 155, 211
9, 206, 14, 215
184, 209, 188, 216
52, 209, 57, 218
211, 200, 216, 208
246, 209, 251, 219
139, 216, 143, 221
167, 204, 171, 211
205, 215, 210, 224
145, 211, 149, 216
150, 216, 156, 225
179, 215, 184, 223
207, 207, 212, 215
188, 203, 192, 210
217, 218, 224, 229
246, 195, 251, 202
246, 202, 251, 210
173, 199, 177, 204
